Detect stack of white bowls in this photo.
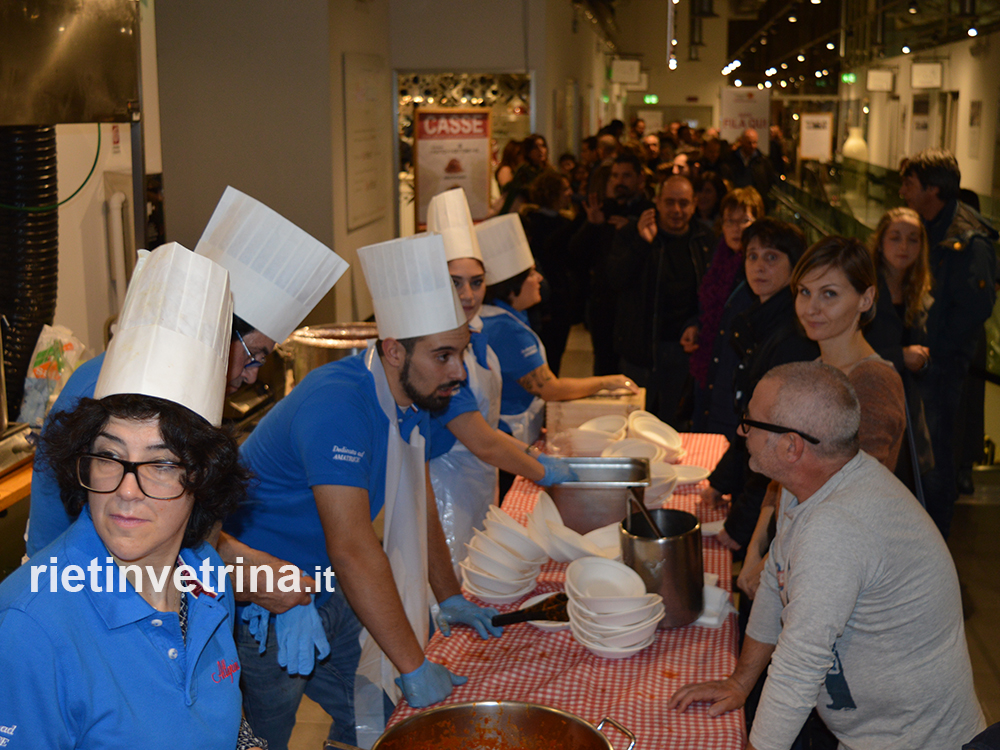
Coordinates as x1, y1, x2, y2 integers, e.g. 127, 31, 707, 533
578, 415, 628, 442
600, 437, 666, 463
627, 411, 685, 462
528, 493, 620, 563
565, 557, 665, 659
460, 506, 548, 603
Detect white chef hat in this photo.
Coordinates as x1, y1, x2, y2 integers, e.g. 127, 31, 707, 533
95, 243, 232, 426
358, 232, 465, 340
426, 188, 483, 264
475, 214, 535, 285
194, 186, 348, 344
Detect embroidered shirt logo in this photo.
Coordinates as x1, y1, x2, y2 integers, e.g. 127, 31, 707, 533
521, 344, 539, 358
0, 725, 16, 747
331, 445, 364, 463
212, 658, 240, 683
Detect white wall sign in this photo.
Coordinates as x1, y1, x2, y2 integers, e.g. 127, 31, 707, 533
799, 112, 834, 161
343, 53, 390, 232
611, 58, 641, 85
719, 87, 770, 155
911, 62, 943, 89
637, 109, 664, 132
866, 69, 894, 93
624, 72, 649, 92
414, 108, 492, 225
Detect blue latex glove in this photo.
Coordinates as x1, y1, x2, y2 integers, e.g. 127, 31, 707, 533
241, 603, 271, 654
436, 594, 502, 639
274, 600, 331, 676
536, 453, 579, 486
394, 658, 467, 708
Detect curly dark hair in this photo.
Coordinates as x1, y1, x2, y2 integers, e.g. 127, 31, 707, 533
41, 394, 251, 548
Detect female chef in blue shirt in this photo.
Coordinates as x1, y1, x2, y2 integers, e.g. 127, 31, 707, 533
475, 214, 638, 446
0, 245, 263, 750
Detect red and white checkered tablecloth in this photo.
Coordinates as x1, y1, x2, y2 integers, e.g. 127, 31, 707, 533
391, 433, 744, 750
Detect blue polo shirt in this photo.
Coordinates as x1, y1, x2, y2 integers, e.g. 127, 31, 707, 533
479, 301, 546, 416
428, 362, 478, 460
0, 508, 241, 749
224, 353, 430, 590
26, 352, 106, 557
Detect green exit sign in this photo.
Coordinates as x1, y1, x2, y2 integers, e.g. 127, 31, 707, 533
841, 72, 857, 83
644, 94, 659, 104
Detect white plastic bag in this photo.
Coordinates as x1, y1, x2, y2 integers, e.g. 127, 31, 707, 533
17, 324, 88, 428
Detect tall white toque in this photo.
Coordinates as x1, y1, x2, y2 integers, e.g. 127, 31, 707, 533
357, 233, 466, 340
475, 213, 535, 285
95, 243, 232, 425
426, 187, 483, 263
195, 186, 349, 344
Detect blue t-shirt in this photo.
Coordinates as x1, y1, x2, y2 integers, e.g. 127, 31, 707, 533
224, 352, 430, 586
479, 301, 546, 416
0, 508, 241, 749
26, 352, 106, 557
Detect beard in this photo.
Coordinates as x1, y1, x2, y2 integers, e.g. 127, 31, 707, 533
400, 355, 463, 413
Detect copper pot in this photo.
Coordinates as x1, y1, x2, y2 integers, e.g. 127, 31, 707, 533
326, 701, 634, 750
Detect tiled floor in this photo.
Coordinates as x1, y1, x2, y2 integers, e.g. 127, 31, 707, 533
287, 324, 1000, 747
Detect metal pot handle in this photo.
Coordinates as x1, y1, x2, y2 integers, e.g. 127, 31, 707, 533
596, 717, 636, 750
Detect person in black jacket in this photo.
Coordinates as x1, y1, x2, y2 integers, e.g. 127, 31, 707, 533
608, 174, 712, 427
700, 219, 817, 553
899, 148, 998, 537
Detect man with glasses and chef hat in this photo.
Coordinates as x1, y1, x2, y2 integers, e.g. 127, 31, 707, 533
670, 361, 984, 750
27, 187, 348, 617
225, 233, 501, 749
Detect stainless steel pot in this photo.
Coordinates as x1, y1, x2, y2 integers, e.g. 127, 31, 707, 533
277, 322, 378, 387
620, 508, 703, 628
546, 457, 650, 534
325, 702, 634, 750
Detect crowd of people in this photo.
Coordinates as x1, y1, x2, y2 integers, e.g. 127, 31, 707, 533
1, 119, 996, 750
491, 126, 997, 748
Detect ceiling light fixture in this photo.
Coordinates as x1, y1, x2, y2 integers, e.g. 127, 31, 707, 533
902, 45, 911, 53
734, 79, 743, 87
789, 14, 798, 21
827, 42, 835, 49
781, 62, 788, 69
797, 54, 806, 62
793, 113, 800, 120
968, 26, 978, 36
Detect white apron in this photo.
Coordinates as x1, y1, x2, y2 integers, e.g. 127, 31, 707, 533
429, 316, 503, 577
356, 343, 429, 713
479, 304, 546, 445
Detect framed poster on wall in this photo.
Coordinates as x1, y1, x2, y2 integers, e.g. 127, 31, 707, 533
799, 112, 834, 161
414, 108, 492, 226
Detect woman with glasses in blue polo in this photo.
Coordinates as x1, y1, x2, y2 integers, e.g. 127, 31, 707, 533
0, 245, 267, 749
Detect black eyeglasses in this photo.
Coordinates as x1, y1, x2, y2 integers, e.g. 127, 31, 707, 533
739, 415, 821, 445
236, 330, 265, 370
77, 454, 188, 500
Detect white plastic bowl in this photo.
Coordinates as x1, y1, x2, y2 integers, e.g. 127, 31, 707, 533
567, 602, 666, 638
631, 416, 683, 452
483, 517, 547, 562
568, 594, 664, 627
601, 438, 666, 463
626, 410, 657, 435
569, 619, 655, 659
532, 492, 564, 528
486, 505, 524, 530
578, 415, 628, 442
459, 560, 536, 594
577, 614, 662, 649
566, 557, 646, 599
462, 571, 536, 604
465, 540, 539, 579
471, 528, 538, 570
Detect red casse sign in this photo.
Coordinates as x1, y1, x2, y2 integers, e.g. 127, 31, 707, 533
418, 113, 488, 139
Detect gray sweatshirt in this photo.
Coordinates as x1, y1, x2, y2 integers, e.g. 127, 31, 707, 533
747, 451, 984, 750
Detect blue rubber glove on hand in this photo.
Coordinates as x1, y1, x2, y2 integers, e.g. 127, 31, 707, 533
241, 603, 271, 655
436, 594, 503, 639
395, 658, 467, 708
536, 453, 579, 486
274, 599, 331, 676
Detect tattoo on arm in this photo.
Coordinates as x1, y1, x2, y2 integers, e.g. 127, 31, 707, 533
518, 365, 555, 395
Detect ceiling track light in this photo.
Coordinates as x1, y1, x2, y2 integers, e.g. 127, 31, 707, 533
908, 0, 918, 12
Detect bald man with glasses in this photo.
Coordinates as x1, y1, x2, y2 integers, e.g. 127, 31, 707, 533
671, 361, 984, 750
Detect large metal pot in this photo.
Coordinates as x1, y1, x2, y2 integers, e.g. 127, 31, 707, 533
620, 508, 703, 628
326, 702, 634, 750
278, 322, 378, 387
